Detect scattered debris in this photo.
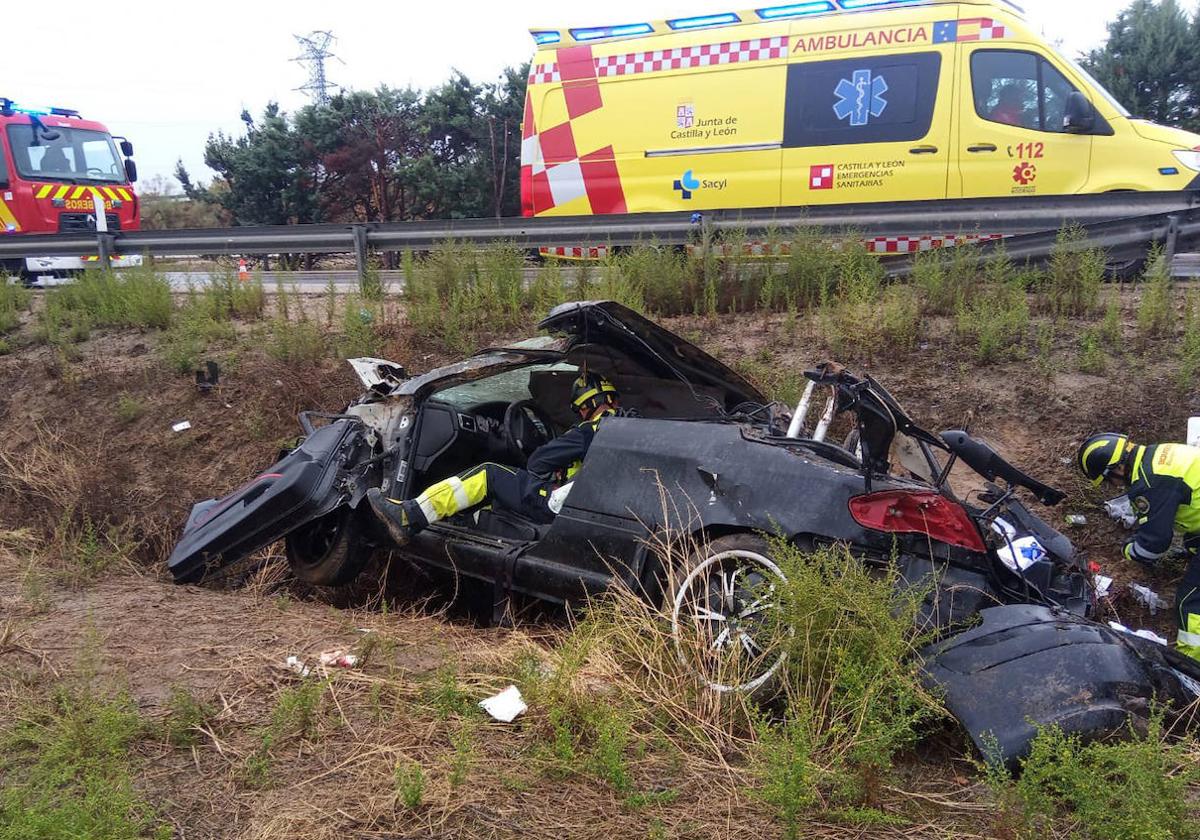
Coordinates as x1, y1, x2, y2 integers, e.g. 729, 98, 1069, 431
285, 655, 311, 677
996, 535, 1047, 573
1094, 575, 1114, 599
318, 650, 359, 669
1130, 583, 1169, 615
1108, 621, 1170, 646
1064, 514, 1088, 526
479, 685, 527, 722
1104, 496, 1137, 529
171, 420, 192, 433
195, 361, 219, 394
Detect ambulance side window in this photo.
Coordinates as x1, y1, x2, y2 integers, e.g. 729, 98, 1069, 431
971, 50, 1079, 133
783, 52, 942, 148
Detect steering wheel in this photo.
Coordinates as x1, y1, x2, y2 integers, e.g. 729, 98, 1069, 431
503, 400, 557, 466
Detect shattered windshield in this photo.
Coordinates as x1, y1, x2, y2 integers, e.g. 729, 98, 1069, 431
434, 363, 578, 409
5, 125, 126, 184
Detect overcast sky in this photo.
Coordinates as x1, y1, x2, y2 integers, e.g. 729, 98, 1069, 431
5, 0, 1187, 187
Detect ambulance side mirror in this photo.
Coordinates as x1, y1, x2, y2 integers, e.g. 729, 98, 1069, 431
119, 139, 134, 157
1064, 92, 1096, 134
124, 158, 138, 183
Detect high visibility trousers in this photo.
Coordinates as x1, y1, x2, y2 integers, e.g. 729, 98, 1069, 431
412, 463, 533, 526
1176, 535, 1200, 661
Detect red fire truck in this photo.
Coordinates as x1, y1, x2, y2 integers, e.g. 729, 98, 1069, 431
0, 97, 140, 282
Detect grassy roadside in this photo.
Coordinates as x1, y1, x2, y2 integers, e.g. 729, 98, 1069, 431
2, 235, 1200, 837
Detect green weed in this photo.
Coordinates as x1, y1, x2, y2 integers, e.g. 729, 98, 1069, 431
1078, 329, 1107, 375
395, 761, 425, 810
956, 280, 1031, 363
0, 684, 166, 840
1043, 226, 1104, 317
158, 299, 236, 374
984, 716, 1200, 840
41, 265, 173, 332
753, 542, 943, 829
115, 394, 145, 425
337, 294, 382, 359
163, 686, 214, 748
423, 666, 479, 720
448, 721, 476, 787
1100, 296, 1124, 347
268, 312, 325, 366
1137, 247, 1175, 342
0, 278, 31, 333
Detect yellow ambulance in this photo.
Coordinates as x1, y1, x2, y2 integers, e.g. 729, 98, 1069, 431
519, 0, 1200, 221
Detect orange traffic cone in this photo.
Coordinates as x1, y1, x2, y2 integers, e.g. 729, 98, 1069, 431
237, 258, 250, 282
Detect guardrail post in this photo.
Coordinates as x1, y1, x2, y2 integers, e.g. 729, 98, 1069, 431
97, 233, 115, 271
1164, 214, 1180, 276
352, 224, 369, 287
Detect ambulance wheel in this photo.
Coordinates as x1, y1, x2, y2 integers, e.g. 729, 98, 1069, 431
286, 507, 371, 586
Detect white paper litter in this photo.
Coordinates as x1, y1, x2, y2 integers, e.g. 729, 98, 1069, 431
479, 685, 527, 722
318, 650, 359, 669
1108, 621, 1169, 646
285, 655, 311, 677
1094, 575, 1114, 599
1130, 583, 1169, 615
996, 535, 1047, 572
171, 420, 192, 433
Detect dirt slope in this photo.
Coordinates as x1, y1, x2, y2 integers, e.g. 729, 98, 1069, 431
1, 288, 1194, 838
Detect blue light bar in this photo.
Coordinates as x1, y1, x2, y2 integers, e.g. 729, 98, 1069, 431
837, 0, 925, 9
532, 30, 562, 45
667, 12, 741, 29
9, 103, 51, 116
756, 1, 836, 18
571, 22, 655, 41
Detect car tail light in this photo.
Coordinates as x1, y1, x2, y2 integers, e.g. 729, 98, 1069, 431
848, 490, 986, 553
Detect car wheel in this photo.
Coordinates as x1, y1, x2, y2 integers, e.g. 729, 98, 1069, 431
286, 507, 371, 586
670, 534, 789, 694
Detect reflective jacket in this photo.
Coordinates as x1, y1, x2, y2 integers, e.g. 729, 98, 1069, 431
525, 409, 614, 485
1126, 443, 1200, 562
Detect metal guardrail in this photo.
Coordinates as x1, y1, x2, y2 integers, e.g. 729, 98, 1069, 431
884, 205, 1200, 278
1, 191, 1198, 280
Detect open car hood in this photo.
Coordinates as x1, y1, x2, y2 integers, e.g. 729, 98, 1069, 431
538, 301, 764, 411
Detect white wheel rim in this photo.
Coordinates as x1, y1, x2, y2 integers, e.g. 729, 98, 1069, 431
671, 548, 788, 694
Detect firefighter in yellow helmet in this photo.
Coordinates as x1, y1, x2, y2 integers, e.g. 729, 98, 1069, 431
1078, 432, 1200, 661
367, 373, 621, 543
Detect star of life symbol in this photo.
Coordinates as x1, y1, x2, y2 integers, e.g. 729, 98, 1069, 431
676, 103, 694, 128
834, 69, 889, 127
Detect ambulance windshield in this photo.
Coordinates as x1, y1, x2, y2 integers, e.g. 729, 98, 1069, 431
5, 125, 125, 184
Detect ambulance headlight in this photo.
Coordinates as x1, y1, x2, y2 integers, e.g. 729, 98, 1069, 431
1173, 148, 1200, 172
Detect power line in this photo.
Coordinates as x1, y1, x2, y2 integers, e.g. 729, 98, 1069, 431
292, 31, 342, 105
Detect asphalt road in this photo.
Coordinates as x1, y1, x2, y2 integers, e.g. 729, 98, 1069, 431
23, 255, 1200, 291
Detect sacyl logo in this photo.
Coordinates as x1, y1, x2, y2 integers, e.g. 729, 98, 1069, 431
673, 170, 701, 200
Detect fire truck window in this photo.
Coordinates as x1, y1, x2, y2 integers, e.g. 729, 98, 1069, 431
783, 52, 942, 148
82, 140, 122, 178
4, 125, 123, 182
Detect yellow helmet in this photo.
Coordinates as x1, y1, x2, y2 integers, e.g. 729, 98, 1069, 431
1077, 433, 1134, 487
570, 372, 619, 412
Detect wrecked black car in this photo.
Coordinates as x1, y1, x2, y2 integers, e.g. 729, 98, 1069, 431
168, 300, 1200, 767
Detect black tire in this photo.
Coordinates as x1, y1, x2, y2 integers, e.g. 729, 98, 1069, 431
286, 507, 372, 586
